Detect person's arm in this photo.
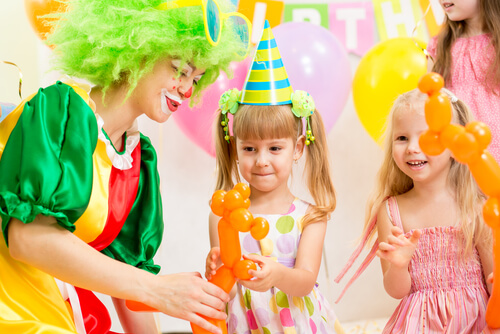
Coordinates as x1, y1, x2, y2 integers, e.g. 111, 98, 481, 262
239, 218, 326, 297
112, 297, 159, 334
7, 215, 229, 334
476, 235, 494, 294
376, 204, 421, 299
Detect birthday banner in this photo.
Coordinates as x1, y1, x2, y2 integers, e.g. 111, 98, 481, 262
237, 0, 444, 56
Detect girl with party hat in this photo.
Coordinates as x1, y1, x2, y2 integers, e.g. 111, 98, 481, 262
205, 21, 344, 334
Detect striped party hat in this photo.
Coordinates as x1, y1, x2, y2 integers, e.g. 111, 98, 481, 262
239, 20, 293, 105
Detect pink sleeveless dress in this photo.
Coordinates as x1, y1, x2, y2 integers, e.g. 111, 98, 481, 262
427, 34, 500, 162
336, 197, 490, 333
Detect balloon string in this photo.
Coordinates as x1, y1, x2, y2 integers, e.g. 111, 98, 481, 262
1, 61, 23, 99
411, 3, 434, 63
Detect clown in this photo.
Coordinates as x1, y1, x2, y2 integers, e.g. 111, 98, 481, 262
0, 0, 251, 333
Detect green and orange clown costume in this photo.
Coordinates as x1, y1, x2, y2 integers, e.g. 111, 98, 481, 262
0, 0, 251, 332
0, 81, 163, 333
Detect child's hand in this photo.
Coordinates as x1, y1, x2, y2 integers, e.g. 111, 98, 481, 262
488, 272, 494, 284
237, 254, 281, 292
205, 247, 220, 280
377, 226, 421, 269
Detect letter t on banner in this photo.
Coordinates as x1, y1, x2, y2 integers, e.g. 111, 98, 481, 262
329, 2, 375, 56
372, 0, 428, 42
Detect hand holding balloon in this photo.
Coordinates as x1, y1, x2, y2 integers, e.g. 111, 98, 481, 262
418, 72, 500, 329
191, 183, 269, 334
127, 183, 269, 334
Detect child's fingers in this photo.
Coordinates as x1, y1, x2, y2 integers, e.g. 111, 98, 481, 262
211, 247, 220, 260
488, 272, 494, 284
247, 268, 265, 279
378, 242, 396, 251
243, 253, 265, 264
247, 269, 258, 277
408, 229, 422, 245
376, 249, 390, 260
390, 226, 404, 237
387, 234, 405, 246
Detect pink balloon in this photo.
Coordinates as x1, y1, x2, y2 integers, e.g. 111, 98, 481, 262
173, 59, 251, 157
273, 22, 351, 133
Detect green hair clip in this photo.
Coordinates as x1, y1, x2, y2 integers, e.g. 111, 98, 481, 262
219, 88, 241, 142
291, 90, 315, 145
218, 88, 316, 145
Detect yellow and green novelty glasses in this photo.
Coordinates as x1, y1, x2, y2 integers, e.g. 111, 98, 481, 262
157, 0, 252, 57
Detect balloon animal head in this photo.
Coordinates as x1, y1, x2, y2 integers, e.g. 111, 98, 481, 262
211, 183, 269, 242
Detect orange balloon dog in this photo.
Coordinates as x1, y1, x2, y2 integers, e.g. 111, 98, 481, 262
126, 183, 269, 334
418, 72, 500, 329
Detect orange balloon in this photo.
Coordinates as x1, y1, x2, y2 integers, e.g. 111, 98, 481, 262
191, 318, 227, 334
418, 72, 444, 96
250, 217, 270, 240
223, 189, 244, 211
223, 209, 232, 223
440, 124, 465, 150
209, 265, 237, 293
469, 152, 500, 197
452, 132, 480, 164
229, 208, 253, 232
425, 92, 452, 132
125, 300, 158, 312
466, 121, 492, 152
210, 201, 225, 217
24, 0, 67, 41
483, 197, 500, 229
486, 228, 500, 328
212, 190, 226, 205
242, 198, 251, 209
233, 260, 257, 280
419, 130, 445, 156
233, 183, 251, 200
218, 219, 242, 267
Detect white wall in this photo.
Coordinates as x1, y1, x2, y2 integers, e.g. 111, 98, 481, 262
0, 1, 399, 333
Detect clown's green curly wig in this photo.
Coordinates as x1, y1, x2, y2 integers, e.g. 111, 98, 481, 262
47, 0, 247, 103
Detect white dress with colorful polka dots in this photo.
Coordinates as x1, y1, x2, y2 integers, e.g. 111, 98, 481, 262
227, 198, 342, 334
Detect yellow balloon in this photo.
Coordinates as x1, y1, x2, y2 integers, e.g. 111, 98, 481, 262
354, 37, 428, 144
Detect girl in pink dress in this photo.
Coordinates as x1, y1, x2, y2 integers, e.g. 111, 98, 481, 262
336, 88, 494, 333
427, 0, 500, 161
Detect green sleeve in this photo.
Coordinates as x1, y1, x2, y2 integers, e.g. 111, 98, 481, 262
101, 135, 163, 274
0, 82, 98, 244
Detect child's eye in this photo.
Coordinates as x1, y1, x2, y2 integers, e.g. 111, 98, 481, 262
243, 147, 255, 152
270, 146, 281, 151
395, 136, 408, 141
